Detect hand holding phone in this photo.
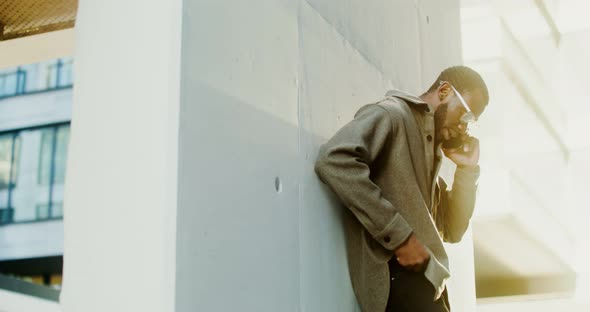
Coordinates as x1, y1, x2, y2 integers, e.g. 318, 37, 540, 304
442, 136, 480, 167
442, 136, 465, 149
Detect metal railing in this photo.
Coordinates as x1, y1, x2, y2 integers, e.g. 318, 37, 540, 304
0, 69, 27, 98
0, 59, 73, 100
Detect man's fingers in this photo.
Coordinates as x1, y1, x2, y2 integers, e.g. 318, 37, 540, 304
397, 255, 429, 269
397, 257, 409, 267
394, 233, 431, 271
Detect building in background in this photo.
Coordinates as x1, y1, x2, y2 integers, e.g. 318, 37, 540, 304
0, 58, 73, 293
461, 0, 590, 310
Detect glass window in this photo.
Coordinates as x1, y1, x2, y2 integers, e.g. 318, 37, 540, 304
0, 135, 15, 190
18, 63, 37, 93
53, 126, 70, 184
1, 124, 69, 224
34, 202, 62, 219
51, 202, 63, 218
0, 72, 18, 97
38, 129, 54, 186
58, 59, 74, 87
12, 136, 21, 187
45, 63, 59, 89
13, 130, 43, 222
0, 208, 13, 225
36, 203, 50, 220
37, 126, 69, 185
0, 134, 19, 224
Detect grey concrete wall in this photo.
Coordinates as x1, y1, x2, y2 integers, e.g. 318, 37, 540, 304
176, 1, 468, 311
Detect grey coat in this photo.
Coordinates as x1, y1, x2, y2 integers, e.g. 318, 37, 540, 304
314, 90, 479, 312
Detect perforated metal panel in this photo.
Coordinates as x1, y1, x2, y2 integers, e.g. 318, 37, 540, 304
0, 0, 77, 41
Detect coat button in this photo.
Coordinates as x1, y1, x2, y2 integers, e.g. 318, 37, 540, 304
427, 135, 433, 142
384, 236, 391, 243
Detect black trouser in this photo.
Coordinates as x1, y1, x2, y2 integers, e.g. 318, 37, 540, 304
386, 258, 450, 312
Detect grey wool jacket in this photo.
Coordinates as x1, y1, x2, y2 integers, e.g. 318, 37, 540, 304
314, 90, 480, 312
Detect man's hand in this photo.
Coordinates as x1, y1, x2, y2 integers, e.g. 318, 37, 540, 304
394, 233, 430, 272
443, 136, 480, 167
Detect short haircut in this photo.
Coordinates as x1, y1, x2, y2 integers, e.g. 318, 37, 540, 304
426, 66, 489, 105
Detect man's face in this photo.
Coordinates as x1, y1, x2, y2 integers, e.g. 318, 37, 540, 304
434, 85, 486, 145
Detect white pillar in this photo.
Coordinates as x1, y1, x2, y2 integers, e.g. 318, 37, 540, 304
59, 0, 182, 311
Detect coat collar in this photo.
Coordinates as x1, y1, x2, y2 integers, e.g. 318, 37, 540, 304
385, 89, 433, 113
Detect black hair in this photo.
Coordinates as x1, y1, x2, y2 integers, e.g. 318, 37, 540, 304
426, 66, 489, 105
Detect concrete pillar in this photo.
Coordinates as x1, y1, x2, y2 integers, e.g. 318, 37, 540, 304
59, 0, 182, 311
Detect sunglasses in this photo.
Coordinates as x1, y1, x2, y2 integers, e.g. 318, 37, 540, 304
442, 82, 478, 129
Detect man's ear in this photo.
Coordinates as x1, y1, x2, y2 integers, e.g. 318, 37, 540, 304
438, 82, 452, 102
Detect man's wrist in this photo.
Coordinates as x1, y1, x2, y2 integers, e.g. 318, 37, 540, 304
454, 164, 480, 186
394, 231, 413, 252
457, 163, 479, 170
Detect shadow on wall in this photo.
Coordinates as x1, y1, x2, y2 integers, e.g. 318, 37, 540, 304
176, 82, 369, 311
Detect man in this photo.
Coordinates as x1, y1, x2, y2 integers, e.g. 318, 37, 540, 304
314, 66, 488, 312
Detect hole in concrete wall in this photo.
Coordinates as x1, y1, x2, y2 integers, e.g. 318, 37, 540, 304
426, 16, 430, 24
275, 177, 283, 193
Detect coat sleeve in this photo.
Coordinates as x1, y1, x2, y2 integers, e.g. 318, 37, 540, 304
435, 165, 480, 243
314, 104, 413, 251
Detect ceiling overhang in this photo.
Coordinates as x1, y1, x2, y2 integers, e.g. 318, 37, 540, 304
0, 0, 77, 41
